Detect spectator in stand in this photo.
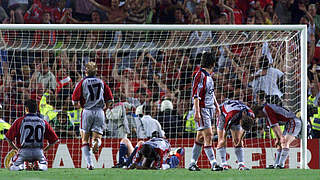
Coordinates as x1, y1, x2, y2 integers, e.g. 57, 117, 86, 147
246, 14, 255, 24
71, 0, 100, 21
8, 0, 29, 23
173, 1, 193, 24
263, 3, 274, 24
30, 58, 56, 94
50, 112, 76, 138
88, 0, 128, 24
290, 0, 307, 24
250, 56, 284, 106
309, 4, 320, 42
126, 0, 148, 24
0, 0, 8, 23
137, 103, 165, 139
55, 66, 73, 107
297, 3, 315, 64
156, 99, 183, 138
253, 1, 265, 24
189, 1, 211, 58
23, 2, 42, 24
106, 100, 132, 138
225, 0, 243, 24
274, 0, 292, 24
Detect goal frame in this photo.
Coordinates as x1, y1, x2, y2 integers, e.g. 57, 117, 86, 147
0, 24, 308, 169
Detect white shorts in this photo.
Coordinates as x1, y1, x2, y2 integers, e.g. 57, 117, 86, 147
195, 108, 215, 131
283, 118, 302, 137
10, 148, 47, 171
81, 109, 106, 134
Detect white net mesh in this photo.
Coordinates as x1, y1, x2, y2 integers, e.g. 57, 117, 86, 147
0, 26, 303, 169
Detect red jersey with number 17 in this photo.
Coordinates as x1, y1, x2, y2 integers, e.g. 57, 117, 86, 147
72, 76, 113, 110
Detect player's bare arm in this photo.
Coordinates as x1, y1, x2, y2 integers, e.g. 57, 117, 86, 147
213, 96, 220, 120
193, 97, 201, 122
43, 141, 59, 152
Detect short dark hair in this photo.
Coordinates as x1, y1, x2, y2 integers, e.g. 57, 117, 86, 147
259, 56, 269, 69
140, 144, 157, 160
25, 99, 38, 113
143, 103, 152, 115
251, 104, 264, 115
241, 110, 254, 131
200, 52, 217, 69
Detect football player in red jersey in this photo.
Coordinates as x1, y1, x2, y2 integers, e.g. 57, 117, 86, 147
216, 99, 255, 170
5, 99, 59, 171
252, 103, 301, 169
72, 62, 113, 170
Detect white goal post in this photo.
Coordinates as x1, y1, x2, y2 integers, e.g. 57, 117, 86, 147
0, 24, 307, 169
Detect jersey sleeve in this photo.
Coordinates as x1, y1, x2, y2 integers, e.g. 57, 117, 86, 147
264, 105, 279, 127
132, 144, 143, 165
72, 79, 84, 102
247, 109, 255, 119
103, 81, 113, 102
5, 117, 23, 142
44, 120, 59, 144
155, 121, 165, 138
192, 71, 203, 99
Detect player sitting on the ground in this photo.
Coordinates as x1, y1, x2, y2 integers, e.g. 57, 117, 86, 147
216, 99, 255, 170
113, 137, 183, 170
5, 99, 59, 171
252, 103, 302, 169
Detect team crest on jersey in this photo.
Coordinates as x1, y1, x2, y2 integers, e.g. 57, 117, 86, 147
4, 149, 16, 169
208, 89, 214, 95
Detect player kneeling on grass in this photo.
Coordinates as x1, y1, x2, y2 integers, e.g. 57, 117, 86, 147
113, 137, 183, 170
216, 99, 255, 170
252, 103, 302, 169
5, 99, 59, 171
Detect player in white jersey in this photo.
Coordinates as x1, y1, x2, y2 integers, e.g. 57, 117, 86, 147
5, 99, 59, 171
72, 62, 114, 170
189, 52, 222, 171
252, 103, 302, 169
216, 99, 255, 170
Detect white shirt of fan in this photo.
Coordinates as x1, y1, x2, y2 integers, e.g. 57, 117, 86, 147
137, 115, 165, 139
253, 67, 284, 98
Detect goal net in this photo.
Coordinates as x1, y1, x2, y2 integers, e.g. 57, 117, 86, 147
0, 24, 307, 169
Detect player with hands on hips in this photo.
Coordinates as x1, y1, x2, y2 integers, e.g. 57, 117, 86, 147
5, 99, 59, 171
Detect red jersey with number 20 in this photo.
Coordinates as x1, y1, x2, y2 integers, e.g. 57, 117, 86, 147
72, 76, 113, 110
5, 114, 58, 149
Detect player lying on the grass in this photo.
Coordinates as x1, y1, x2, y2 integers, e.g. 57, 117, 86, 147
112, 137, 184, 170
216, 99, 255, 170
252, 103, 302, 169
5, 99, 59, 171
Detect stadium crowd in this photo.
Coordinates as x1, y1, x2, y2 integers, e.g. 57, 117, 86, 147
0, 0, 319, 140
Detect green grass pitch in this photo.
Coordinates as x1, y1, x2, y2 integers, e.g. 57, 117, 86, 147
0, 168, 319, 180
